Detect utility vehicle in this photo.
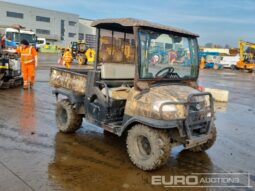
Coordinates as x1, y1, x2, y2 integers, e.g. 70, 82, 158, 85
50, 18, 216, 170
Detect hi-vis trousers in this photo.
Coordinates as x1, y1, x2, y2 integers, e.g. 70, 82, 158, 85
22, 63, 35, 86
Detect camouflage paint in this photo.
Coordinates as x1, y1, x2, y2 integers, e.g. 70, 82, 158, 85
50, 67, 87, 95
125, 85, 200, 121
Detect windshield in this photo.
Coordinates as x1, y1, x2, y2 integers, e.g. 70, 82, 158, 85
20, 34, 36, 43
6, 32, 20, 42
139, 29, 199, 80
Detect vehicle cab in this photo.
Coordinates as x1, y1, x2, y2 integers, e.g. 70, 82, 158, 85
91, 18, 212, 127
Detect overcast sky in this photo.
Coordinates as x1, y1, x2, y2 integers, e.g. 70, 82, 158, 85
3, 0, 255, 47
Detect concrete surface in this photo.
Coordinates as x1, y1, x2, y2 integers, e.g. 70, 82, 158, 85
0, 53, 254, 191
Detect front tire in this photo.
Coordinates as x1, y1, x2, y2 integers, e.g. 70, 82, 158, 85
188, 122, 217, 152
126, 124, 171, 171
77, 54, 86, 65
231, 65, 236, 70
55, 99, 83, 133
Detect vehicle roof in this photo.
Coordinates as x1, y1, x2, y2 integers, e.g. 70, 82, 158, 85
5, 28, 19, 32
91, 18, 199, 37
20, 30, 35, 35
5, 28, 35, 35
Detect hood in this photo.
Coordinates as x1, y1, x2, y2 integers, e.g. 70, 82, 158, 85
141, 85, 200, 103
125, 85, 201, 120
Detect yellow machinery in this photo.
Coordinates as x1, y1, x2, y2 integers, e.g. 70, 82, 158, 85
70, 41, 95, 65
71, 41, 87, 65
236, 40, 255, 71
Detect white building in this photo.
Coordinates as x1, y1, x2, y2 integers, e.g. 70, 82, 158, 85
0, 1, 96, 47
78, 18, 97, 48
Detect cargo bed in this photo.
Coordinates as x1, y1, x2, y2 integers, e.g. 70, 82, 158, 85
50, 67, 91, 95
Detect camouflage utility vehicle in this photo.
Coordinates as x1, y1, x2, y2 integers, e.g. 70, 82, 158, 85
50, 18, 216, 170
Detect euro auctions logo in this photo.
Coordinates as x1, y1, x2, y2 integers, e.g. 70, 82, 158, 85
152, 175, 199, 186
151, 173, 252, 188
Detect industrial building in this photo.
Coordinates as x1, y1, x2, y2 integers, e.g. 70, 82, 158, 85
0, 1, 96, 46
78, 18, 96, 48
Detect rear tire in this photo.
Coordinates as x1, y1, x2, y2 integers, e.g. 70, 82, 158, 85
188, 122, 217, 152
126, 124, 171, 171
77, 54, 85, 65
55, 99, 83, 133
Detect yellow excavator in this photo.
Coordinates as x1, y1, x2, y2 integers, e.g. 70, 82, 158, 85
236, 40, 255, 71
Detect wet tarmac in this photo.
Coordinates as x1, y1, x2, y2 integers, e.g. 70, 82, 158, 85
0, 54, 255, 191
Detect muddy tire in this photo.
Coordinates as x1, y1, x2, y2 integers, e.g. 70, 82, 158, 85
231, 65, 236, 70
55, 99, 83, 133
77, 54, 84, 65
126, 124, 171, 171
188, 122, 217, 152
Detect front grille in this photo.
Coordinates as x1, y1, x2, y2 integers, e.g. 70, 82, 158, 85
185, 93, 213, 139
188, 110, 210, 136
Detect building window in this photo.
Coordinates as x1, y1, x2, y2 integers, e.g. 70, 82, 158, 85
69, 21, 76, 26
79, 33, 84, 40
86, 34, 96, 48
69, 33, 76, 38
36, 16, 50, 23
61, 20, 65, 41
36, 29, 50, 35
6, 11, 23, 19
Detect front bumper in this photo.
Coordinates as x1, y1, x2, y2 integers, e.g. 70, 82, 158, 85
184, 92, 214, 148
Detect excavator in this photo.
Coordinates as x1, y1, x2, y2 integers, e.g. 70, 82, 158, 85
236, 40, 255, 72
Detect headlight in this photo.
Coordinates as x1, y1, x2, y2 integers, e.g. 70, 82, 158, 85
190, 101, 205, 111
162, 105, 177, 112
195, 103, 202, 110
153, 101, 177, 112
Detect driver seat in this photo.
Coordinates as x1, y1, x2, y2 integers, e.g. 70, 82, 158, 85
100, 63, 135, 100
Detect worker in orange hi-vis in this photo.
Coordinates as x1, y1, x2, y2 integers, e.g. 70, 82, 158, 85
62, 48, 73, 68
200, 56, 206, 69
16, 39, 38, 89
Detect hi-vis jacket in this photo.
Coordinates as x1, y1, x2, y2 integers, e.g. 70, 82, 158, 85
16, 46, 37, 64
63, 51, 73, 63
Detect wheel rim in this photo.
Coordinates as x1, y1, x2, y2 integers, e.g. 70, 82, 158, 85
136, 135, 151, 158
59, 107, 68, 125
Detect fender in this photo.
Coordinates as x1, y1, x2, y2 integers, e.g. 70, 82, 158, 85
117, 115, 184, 136
52, 88, 85, 114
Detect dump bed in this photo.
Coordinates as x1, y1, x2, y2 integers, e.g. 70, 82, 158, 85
49, 67, 90, 95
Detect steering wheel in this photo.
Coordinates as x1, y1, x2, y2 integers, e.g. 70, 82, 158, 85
155, 67, 175, 78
